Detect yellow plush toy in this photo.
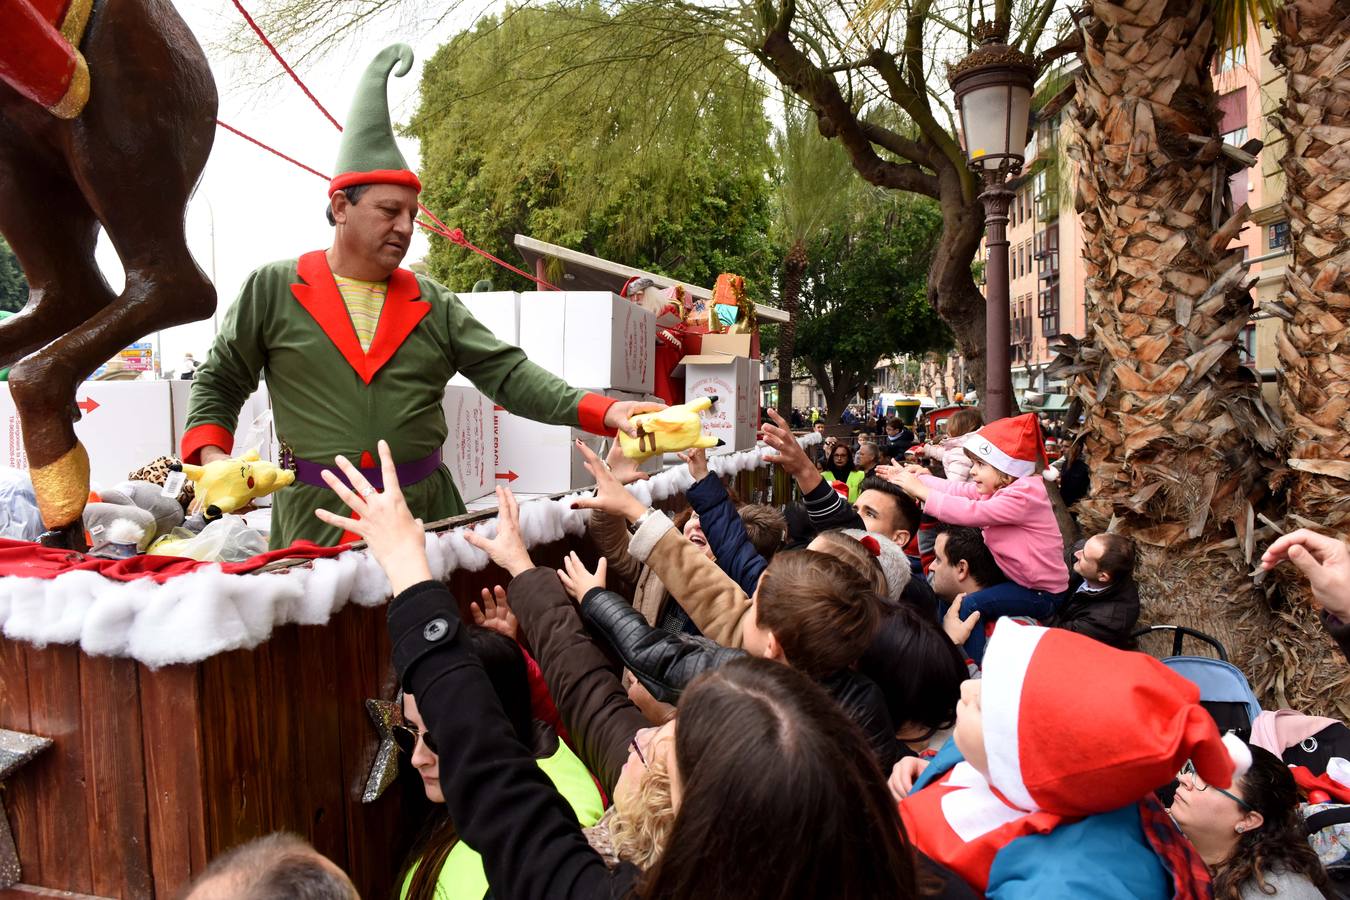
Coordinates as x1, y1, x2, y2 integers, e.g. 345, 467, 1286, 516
618, 396, 724, 460
177, 449, 295, 519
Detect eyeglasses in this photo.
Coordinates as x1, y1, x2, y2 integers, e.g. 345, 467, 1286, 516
629, 735, 648, 770
393, 723, 438, 756
1179, 759, 1253, 812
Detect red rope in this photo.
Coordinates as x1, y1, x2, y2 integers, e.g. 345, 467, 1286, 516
224, 0, 560, 290
216, 119, 331, 181
227, 0, 343, 131
214, 120, 560, 290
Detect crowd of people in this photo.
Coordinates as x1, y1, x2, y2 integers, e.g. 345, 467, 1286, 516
183, 412, 1350, 900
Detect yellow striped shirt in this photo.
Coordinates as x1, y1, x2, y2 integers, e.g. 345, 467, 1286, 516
333, 275, 387, 352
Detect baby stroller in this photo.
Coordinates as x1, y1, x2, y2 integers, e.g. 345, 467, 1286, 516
1130, 625, 1262, 739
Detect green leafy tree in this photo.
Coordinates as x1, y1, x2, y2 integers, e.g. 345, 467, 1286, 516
0, 235, 27, 314
404, 3, 774, 292
771, 95, 856, 418
795, 191, 952, 421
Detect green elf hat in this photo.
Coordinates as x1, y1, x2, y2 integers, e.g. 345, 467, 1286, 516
329, 43, 422, 197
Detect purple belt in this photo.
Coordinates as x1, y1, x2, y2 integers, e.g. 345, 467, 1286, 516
289, 448, 444, 492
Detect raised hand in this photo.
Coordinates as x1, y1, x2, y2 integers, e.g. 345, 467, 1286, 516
471, 585, 519, 641
570, 440, 648, 523
1262, 529, 1350, 620
464, 486, 535, 578
606, 438, 652, 486
314, 439, 430, 595
557, 551, 608, 602
679, 446, 710, 481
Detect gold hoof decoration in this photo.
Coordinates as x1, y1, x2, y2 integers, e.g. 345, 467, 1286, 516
59, 0, 94, 46
49, 52, 90, 120
30, 442, 91, 530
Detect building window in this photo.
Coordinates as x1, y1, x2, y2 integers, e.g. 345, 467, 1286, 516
1216, 44, 1246, 73
1269, 220, 1290, 250
1239, 323, 1256, 368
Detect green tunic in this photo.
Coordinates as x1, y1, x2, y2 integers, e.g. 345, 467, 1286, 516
185, 251, 610, 549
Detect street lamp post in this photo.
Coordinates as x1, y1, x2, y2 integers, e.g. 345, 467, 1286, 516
948, 22, 1036, 422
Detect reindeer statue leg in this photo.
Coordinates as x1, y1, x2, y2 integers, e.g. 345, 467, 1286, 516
2, 0, 216, 548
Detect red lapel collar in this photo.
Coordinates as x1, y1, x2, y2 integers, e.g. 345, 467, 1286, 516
290, 251, 430, 384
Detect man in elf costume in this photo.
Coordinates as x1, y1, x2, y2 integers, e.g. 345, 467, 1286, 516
184, 43, 656, 549
898, 619, 1250, 898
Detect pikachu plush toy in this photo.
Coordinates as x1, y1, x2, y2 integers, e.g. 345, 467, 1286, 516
618, 396, 724, 460
176, 449, 295, 520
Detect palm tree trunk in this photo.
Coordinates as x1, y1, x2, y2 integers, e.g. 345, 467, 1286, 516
1268, 0, 1350, 717
776, 240, 807, 420
1058, 0, 1281, 679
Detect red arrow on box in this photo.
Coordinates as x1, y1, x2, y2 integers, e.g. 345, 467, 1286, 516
493, 405, 506, 412
495, 471, 518, 482
76, 397, 99, 415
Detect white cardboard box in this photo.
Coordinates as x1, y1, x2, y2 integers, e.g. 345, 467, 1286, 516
450, 292, 522, 388
440, 385, 495, 503
169, 380, 275, 462
518, 291, 568, 379
494, 410, 606, 495
681, 354, 757, 454
562, 292, 655, 393
1, 381, 176, 489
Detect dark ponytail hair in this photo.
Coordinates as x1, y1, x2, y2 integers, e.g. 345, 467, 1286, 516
1212, 745, 1331, 900
641, 657, 920, 900
396, 626, 535, 900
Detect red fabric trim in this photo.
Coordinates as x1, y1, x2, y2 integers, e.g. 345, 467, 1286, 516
576, 392, 616, 436
0, 537, 351, 584
328, 170, 422, 195
181, 423, 235, 466
290, 251, 431, 384
0, 0, 79, 107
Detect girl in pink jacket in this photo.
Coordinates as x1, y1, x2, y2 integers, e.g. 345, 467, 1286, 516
888, 413, 1068, 662
920, 406, 983, 482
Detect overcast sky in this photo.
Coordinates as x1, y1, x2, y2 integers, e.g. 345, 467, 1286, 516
94, 1, 492, 369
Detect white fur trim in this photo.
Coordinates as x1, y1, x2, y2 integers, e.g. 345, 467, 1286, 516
979, 620, 1049, 812
1223, 732, 1252, 781
626, 510, 674, 562
0, 435, 813, 667
964, 433, 1035, 478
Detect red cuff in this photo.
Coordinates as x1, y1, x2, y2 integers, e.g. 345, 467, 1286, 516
576, 392, 616, 436
180, 423, 234, 466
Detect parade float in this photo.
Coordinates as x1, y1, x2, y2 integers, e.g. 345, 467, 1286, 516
0, 2, 796, 896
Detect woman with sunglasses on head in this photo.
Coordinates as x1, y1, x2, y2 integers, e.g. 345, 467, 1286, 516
1169, 743, 1330, 899
318, 441, 962, 900
393, 624, 605, 899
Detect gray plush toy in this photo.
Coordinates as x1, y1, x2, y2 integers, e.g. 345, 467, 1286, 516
82, 480, 187, 552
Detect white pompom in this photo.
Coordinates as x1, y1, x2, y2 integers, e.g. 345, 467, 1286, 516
1223, 731, 1252, 780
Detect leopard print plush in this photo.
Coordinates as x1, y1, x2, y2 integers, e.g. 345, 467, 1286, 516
128, 456, 195, 513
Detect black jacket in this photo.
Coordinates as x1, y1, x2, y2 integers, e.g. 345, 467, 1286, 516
390, 581, 639, 900
1047, 575, 1141, 648
581, 587, 900, 770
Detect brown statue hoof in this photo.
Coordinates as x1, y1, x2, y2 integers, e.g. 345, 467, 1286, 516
38, 523, 89, 552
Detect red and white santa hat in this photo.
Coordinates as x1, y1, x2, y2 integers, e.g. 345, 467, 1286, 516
830, 480, 851, 500
964, 413, 1045, 478
980, 620, 1251, 818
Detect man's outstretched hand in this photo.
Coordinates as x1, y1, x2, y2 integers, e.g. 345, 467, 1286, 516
604, 401, 666, 439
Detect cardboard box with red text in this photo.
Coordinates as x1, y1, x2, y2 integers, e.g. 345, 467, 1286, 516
3, 381, 175, 489
679, 354, 757, 454
440, 385, 495, 503
563, 292, 655, 393
494, 410, 606, 495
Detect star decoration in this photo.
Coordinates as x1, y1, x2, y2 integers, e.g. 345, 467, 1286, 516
361, 698, 403, 804
1, 729, 53, 890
